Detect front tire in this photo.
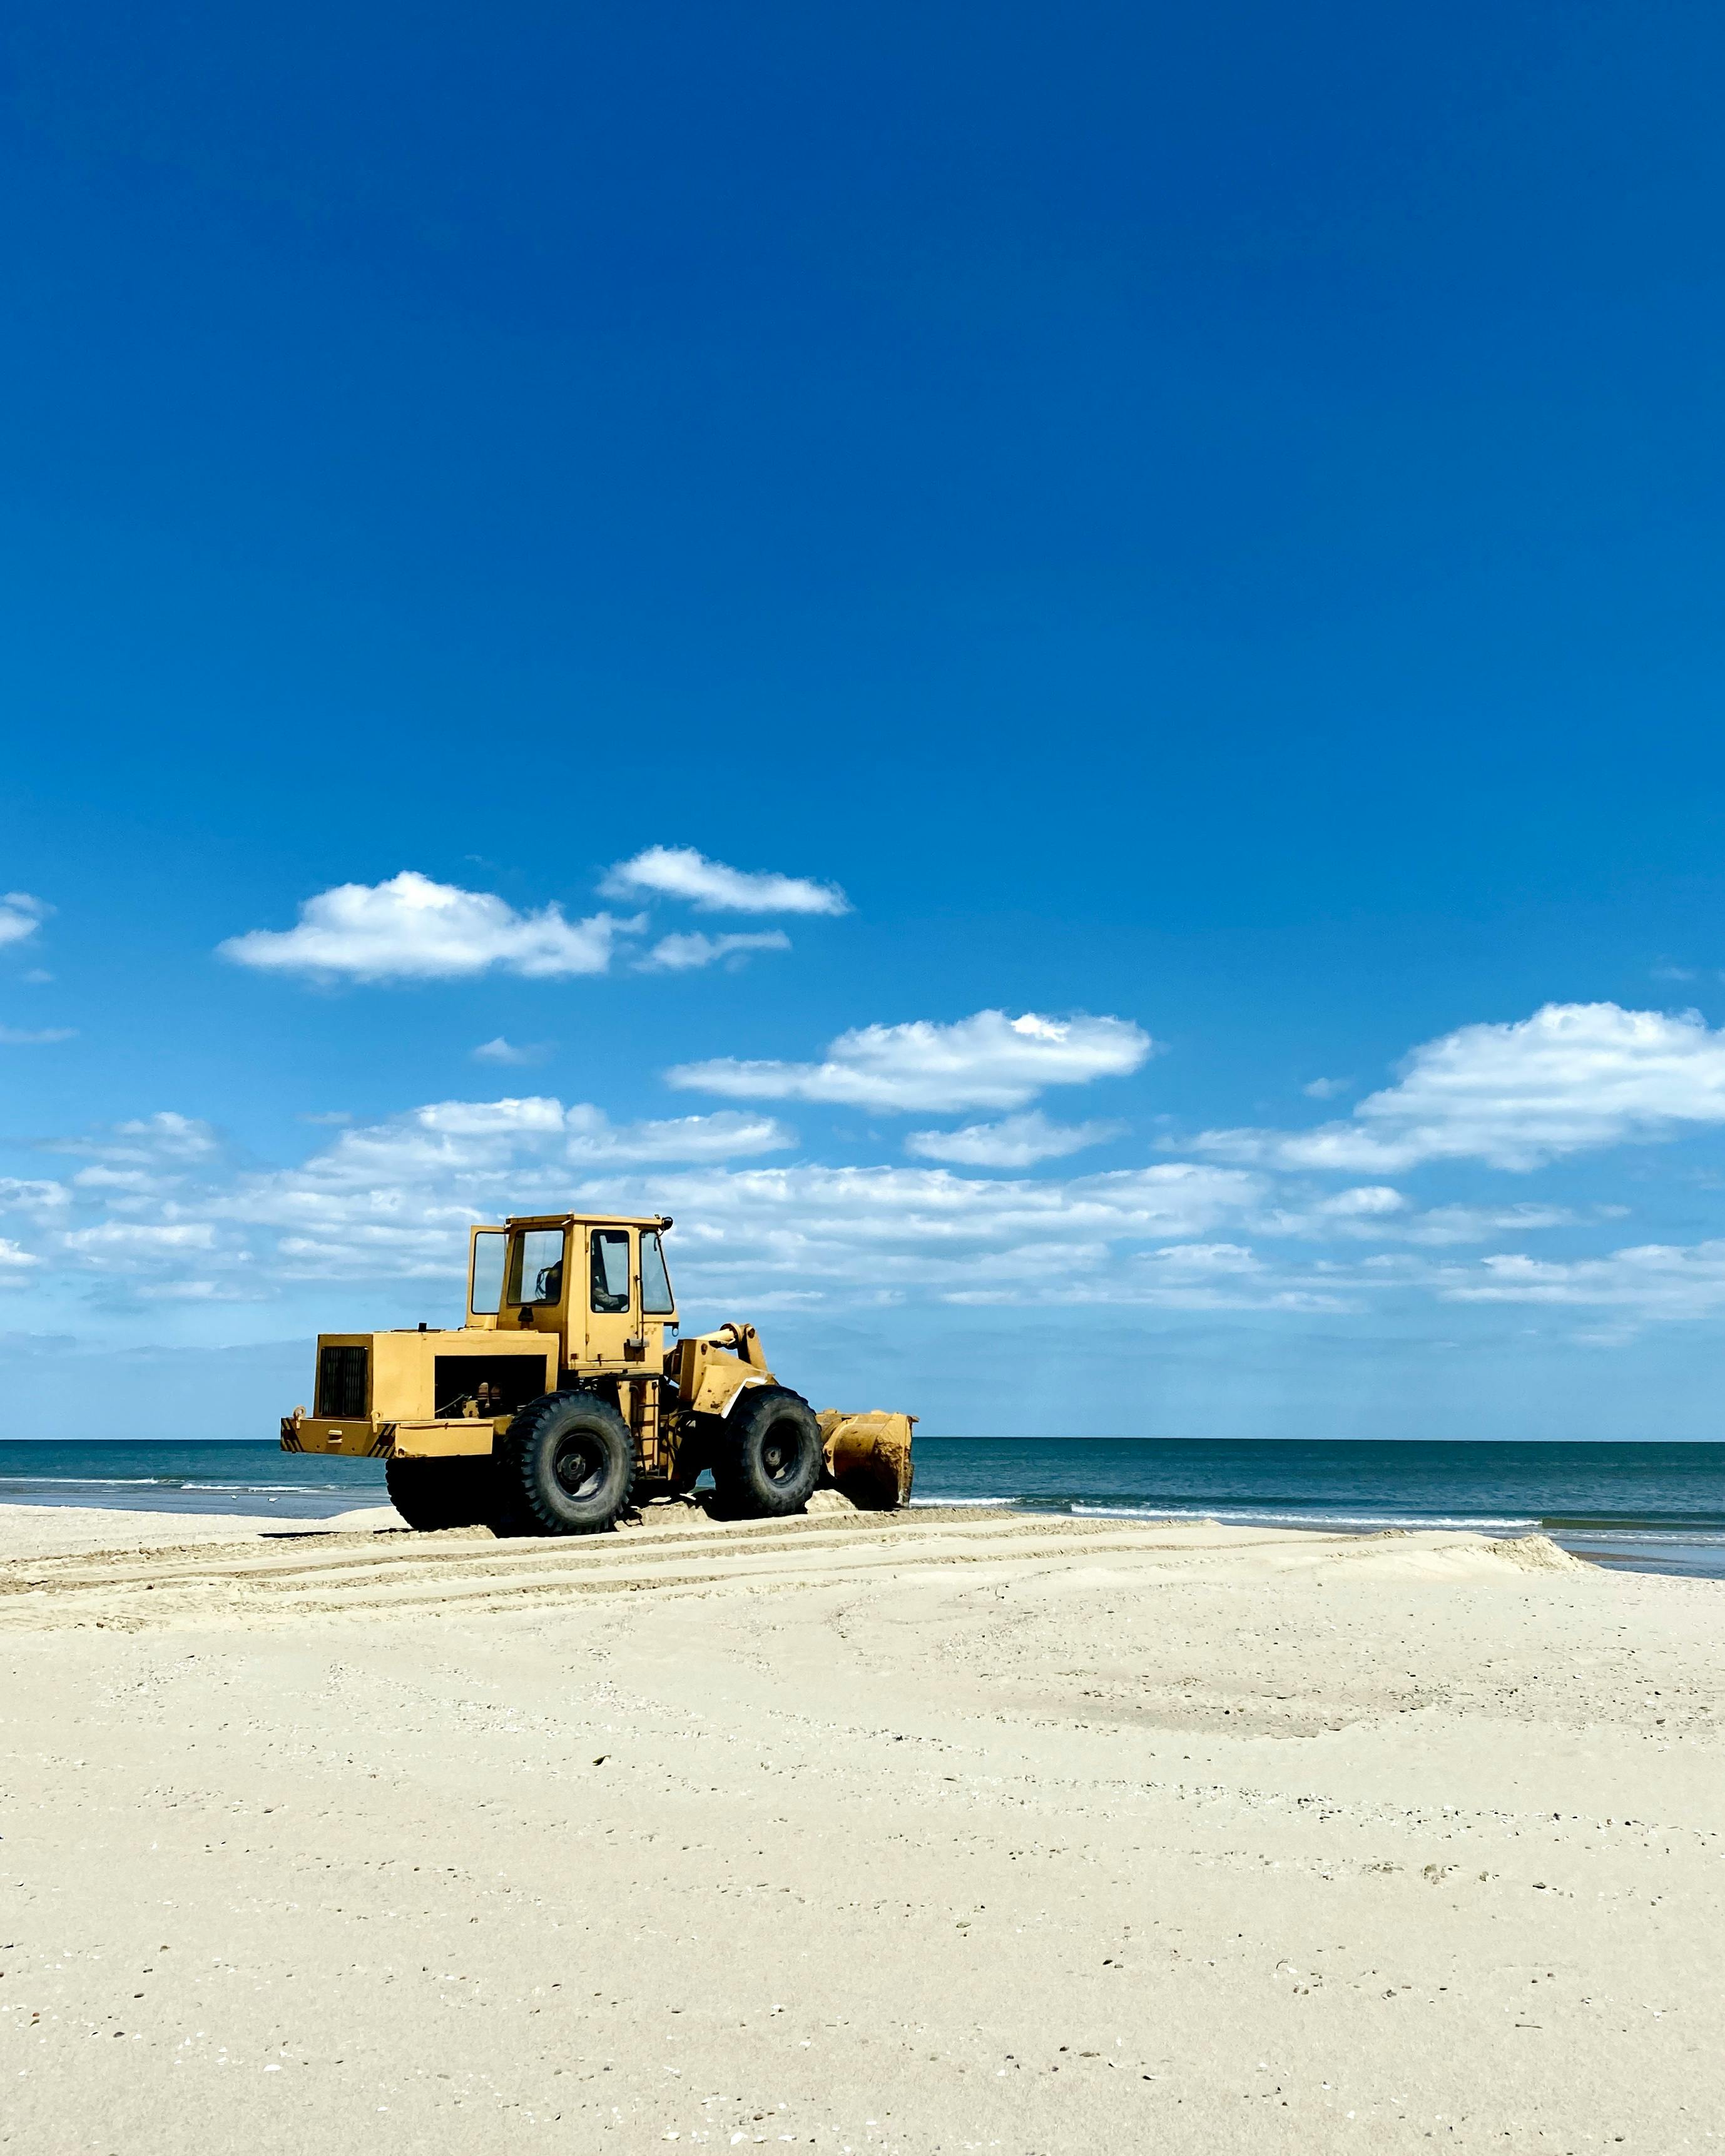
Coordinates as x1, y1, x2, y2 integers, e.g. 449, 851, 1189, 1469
711, 1386, 823, 1518
502, 1394, 635, 1535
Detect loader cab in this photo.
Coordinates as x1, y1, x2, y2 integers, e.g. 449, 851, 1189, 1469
471, 1211, 678, 1373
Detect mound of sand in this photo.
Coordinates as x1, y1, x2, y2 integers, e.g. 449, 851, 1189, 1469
3, 1502, 1719, 2153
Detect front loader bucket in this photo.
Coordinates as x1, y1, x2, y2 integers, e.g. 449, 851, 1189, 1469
817, 1410, 916, 1510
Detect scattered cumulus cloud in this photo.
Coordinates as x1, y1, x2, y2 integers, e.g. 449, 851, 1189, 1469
0, 893, 49, 948
0, 1097, 801, 1297
601, 846, 848, 916
1139, 1242, 1263, 1279
568, 1159, 1280, 1307
62, 1221, 218, 1268
638, 930, 792, 973
1258, 1187, 1582, 1247
1310, 1184, 1405, 1219
50, 1112, 221, 1166
220, 850, 843, 987
19, 972, 1725, 1326
1188, 1002, 1725, 1172
219, 871, 644, 982
218, 1099, 798, 1261
0, 1087, 1285, 1306
1399, 1203, 1582, 1247
562, 1107, 795, 1164
0, 1027, 76, 1045
133, 1277, 255, 1302
1432, 1241, 1725, 1320
4, 1078, 1716, 1326
472, 1037, 552, 1067
23, 1117, 237, 1254
1302, 1075, 1352, 1100
0, 1178, 71, 1214
670, 1010, 1154, 1114
905, 1111, 1126, 1167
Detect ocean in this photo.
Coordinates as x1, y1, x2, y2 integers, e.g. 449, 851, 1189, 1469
1, 1436, 1721, 1579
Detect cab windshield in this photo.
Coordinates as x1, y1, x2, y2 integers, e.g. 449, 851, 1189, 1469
640, 1229, 674, 1316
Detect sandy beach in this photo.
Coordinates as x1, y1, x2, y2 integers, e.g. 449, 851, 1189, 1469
3, 1500, 1721, 2153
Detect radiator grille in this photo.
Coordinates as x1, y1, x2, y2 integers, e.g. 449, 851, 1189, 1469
316, 1343, 369, 1420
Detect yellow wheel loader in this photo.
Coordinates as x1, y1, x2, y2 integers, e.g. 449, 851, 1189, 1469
280, 1211, 915, 1534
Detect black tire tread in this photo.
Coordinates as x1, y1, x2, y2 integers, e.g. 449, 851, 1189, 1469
710, 1385, 823, 1519
501, 1391, 635, 1536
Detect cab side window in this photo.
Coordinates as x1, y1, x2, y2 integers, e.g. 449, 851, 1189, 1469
591, 1229, 631, 1314
470, 1230, 507, 1316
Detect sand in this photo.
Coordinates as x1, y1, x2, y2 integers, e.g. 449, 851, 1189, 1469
2, 1500, 1721, 2153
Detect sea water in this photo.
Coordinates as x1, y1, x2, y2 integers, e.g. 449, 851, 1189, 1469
912, 1436, 1725, 1580
0, 1436, 1721, 1580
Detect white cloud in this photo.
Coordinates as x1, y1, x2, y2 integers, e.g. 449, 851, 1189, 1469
1140, 1242, 1263, 1278
1432, 1240, 1725, 1321
133, 1278, 253, 1302
601, 846, 848, 916
63, 1221, 218, 1269
209, 1098, 798, 1269
904, 1111, 1126, 1167
44, 1086, 1270, 1303
16, 1100, 777, 1291
1189, 1002, 1725, 1172
1259, 1186, 1580, 1246
219, 872, 643, 982
1302, 1075, 1352, 1100
638, 930, 792, 973
12, 1064, 1658, 1318
0, 893, 49, 948
0, 1178, 70, 1214
562, 1107, 795, 1164
1398, 1203, 1580, 1246
51, 1112, 221, 1167
73, 1167, 164, 1193
0, 1236, 38, 1275
586, 1159, 1276, 1306
1310, 1184, 1405, 1219
0, 1027, 76, 1045
472, 1037, 552, 1067
669, 1009, 1154, 1114
43, 1114, 224, 1207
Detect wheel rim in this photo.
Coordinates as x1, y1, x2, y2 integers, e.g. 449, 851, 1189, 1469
552, 1434, 606, 1502
760, 1421, 803, 1483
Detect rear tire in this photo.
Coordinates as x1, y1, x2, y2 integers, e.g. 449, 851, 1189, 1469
385, 1456, 494, 1531
711, 1386, 822, 1518
501, 1393, 635, 1535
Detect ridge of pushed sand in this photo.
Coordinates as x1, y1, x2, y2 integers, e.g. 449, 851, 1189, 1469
0, 1499, 1584, 1632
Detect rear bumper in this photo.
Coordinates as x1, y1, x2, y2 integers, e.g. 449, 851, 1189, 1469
282, 1415, 508, 1459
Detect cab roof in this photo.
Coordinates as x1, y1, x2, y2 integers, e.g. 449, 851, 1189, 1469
500, 1212, 672, 1231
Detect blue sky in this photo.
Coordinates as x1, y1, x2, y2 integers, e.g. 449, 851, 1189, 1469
5, 1, 1725, 1439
